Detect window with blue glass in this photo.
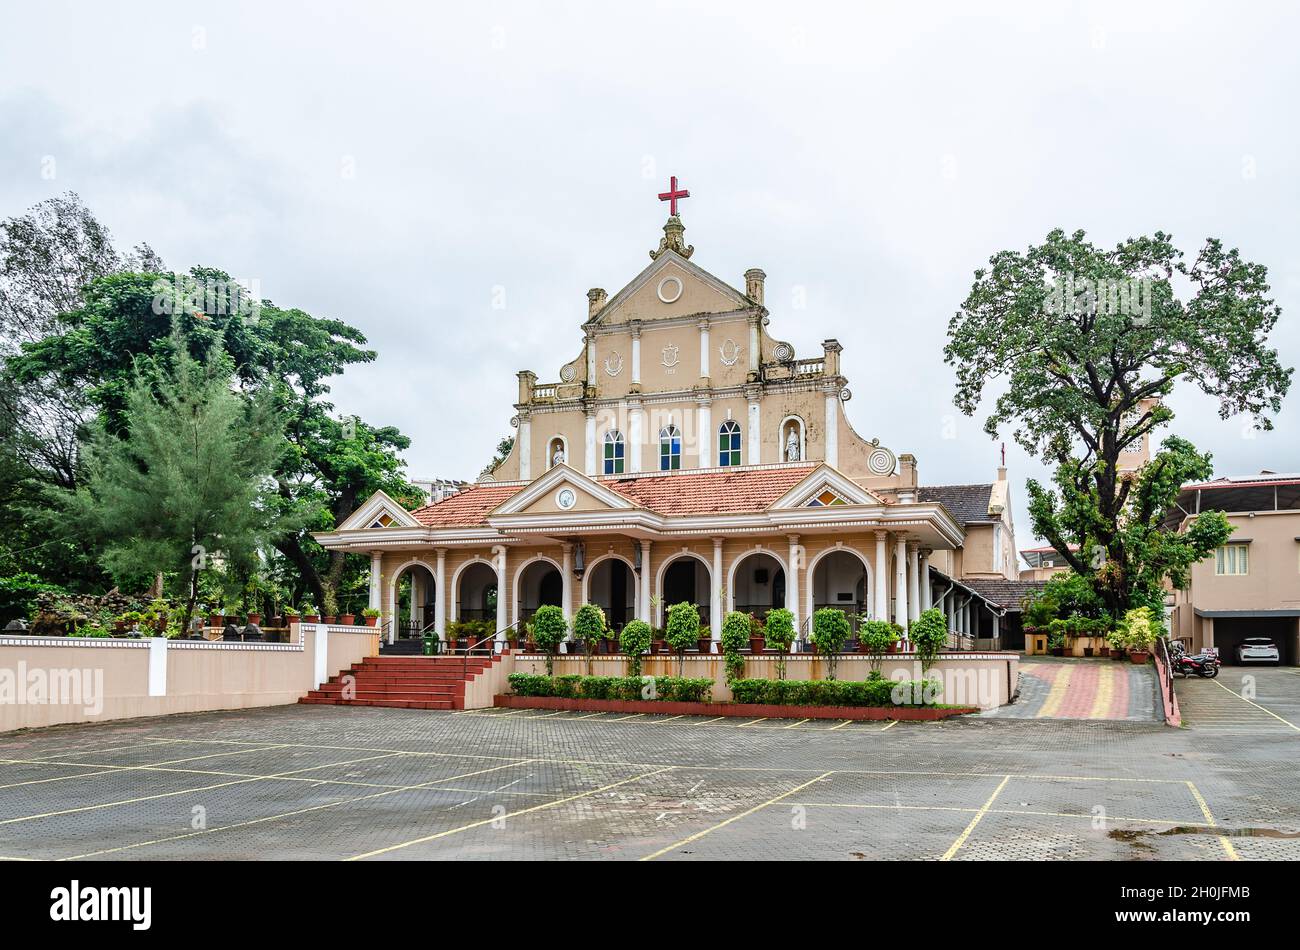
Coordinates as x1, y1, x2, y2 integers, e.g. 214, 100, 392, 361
603, 430, 625, 475
659, 425, 682, 470
718, 420, 741, 466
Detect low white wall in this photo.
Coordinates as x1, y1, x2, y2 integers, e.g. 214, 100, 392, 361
0, 623, 376, 733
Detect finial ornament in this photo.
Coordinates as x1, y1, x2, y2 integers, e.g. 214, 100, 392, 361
650, 215, 694, 260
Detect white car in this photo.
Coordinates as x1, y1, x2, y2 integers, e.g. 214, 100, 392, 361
1235, 637, 1281, 664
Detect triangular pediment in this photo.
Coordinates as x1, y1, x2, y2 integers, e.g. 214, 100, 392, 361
490, 464, 639, 516
768, 465, 885, 510
337, 490, 422, 530
590, 251, 753, 327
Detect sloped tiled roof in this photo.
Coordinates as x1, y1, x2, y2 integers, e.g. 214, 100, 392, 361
600, 465, 817, 516
411, 483, 524, 527
917, 484, 994, 524
959, 577, 1046, 612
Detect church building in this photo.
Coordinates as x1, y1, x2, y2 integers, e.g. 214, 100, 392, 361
317, 184, 1031, 651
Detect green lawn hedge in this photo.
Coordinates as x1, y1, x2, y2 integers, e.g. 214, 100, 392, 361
507, 673, 712, 703
728, 677, 942, 707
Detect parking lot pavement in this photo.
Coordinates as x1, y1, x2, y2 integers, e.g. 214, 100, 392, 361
1175, 666, 1300, 734
1, 692, 1297, 862
986, 657, 1158, 721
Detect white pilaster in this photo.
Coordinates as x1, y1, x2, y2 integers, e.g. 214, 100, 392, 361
787, 535, 802, 641
585, 330, 596, 384
748, 317, 761, 373
894, 537, 908, 629
698, 399, 712, 468
493, 545, 508, 645
698, 319, 711, 380
629, 401, 643, 472
710, 537, 723, 644
518, 417, 532, 481
368, 552, 382, 611
824, 389, 839, 468
584, 410, 596, 476
919, 549, 932, 612
874, 532, 889, 621
907, 542, 920, 623
639, 539, 652, 622
631, 326, 642, 385
747, 396, 761, 465
561, 544, 574, 628
434, 549, 447, 639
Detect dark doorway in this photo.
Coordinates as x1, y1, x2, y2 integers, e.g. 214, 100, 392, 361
538, 570, 562, 607
663, 559, 697, 608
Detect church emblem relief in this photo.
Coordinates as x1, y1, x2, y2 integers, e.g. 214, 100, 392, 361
604, 351, 624, 377
718, 338, 742, 366
661, 343, 680, 368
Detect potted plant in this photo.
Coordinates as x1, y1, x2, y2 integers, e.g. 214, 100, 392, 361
720, 611, 750, 685
1122, 606, 1156, 664
572, 603, 606, 676
887, 622, 905, 652
284, 607, 301, 627
859, 619, 898, 676
764, 607, 796, 680
247, 611, 262, 626
531, 604, 568, 676
1106, 624, 1127, 660
619, 619, 653, 678
208, 610, 225, 628
523, 621, 536, 653
909, 608, 950, 676
696, 624, 713, 655
1048, 619, 1068, 656
665, 602, 701, 676
748, 614, 766, 654
338, 612, 355, 625
300, 604, 319, 624
362, 607, 380, 627
811, 607, 852, 680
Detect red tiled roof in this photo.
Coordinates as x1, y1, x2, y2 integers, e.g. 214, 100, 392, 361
411, 483, 524, 527
602, 465, 817, 516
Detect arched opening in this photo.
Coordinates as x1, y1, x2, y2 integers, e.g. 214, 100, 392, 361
780, 415, 806, 463
518, 559, 562, 625
547, 436, 568, 469
456, 562, 498, 622
731, 552, 785, 621
395, 564, 437, 640
586, 557, 635, 631
660, 555, 710, 626
811, 549, 870, 633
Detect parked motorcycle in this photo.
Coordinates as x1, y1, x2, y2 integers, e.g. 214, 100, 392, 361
1171, 644, 1221, 678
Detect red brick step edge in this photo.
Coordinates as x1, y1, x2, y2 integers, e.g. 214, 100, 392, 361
494, 695, 978, 720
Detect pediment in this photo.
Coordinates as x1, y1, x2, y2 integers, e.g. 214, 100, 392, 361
490, 464, 639, 516
337, 490, 422, 530
767, 465, 885, 510
591, 251, 753, 326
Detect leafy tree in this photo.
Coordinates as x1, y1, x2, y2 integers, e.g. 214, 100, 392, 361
908, 608, 949, 675
571, 602, 606, 675
63, 339, 301, 636
946, 229, 1290, 613
810, 608, 851, 680
763, 607, 796, 680
618, 619, 652, 677
720, 611, 750, 685
664, 601, 700, 676
531, 604, 567, 675
858, 619, 899, 676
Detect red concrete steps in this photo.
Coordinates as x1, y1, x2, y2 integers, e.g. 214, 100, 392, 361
299, 653, 506, 710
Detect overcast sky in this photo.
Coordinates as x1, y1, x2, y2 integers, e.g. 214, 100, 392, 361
3, 1, 1297, 550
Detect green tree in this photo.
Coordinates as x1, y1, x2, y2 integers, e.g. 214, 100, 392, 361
63, 339, 302, 635
908, 608, 949, 675
858, 619, 899, 676
946, 229, 1290, 613
571, 602, 606, 675
531, 604, 568, 675
618, 619, 652, 677
664, 601, 700, 676
810, 608, 851, 679
763, 607, 796, 680
720, 611, 750, 685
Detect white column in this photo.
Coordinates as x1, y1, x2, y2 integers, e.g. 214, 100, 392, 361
698, 399, 712, 468
874, 532, 889, 621
699, 319, 711, 380
585, 330, 596, 384
710, 538, 723, 644
948, 598, 957, 634
907, 542, 920, 624
561, 544, 574, 627
894, 537, 908, 629
639, 540, 652, 622
518, 417, 532, 481
584, 411, 596, 476
748, 317, 761, 373
368, 552, 382, 611
824, 388, 839, 468
493, 545, 508, 645
434, 549, 447, 639
629, 401, 643, 472
631, 327, 642, 385
747, 396, 761, 465
409, 572, 420, 624
919, 549, 932, 612
787, 535, 802, 641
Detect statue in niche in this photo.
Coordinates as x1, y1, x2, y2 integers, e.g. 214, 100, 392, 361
552, 444, 566, 467
785, 427, 801, 462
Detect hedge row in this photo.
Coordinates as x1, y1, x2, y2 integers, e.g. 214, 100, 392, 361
728, 677, 942, 707
507, 673, 713, 703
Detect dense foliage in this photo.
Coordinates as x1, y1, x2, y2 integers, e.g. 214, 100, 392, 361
729, 677, 944, 708
618, 619, 653, 677
907, 608, 949, 674
507, 672, 712, 703
530, 604, 568, 674
810, 607, 852, 679
720, 610, 751, 685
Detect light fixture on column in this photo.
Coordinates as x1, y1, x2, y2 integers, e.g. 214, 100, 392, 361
573, 542, 586, 578
633, 544, 642, 575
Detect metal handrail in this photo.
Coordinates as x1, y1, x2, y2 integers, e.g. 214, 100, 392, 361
463, 618, 523, 680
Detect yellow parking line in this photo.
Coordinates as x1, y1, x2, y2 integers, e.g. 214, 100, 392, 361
640, 771, 834, 861
941, 775, 1010, 861
347, 766, 675, 860
781, 719, 810, 729
648, 715, 685, 725
523, 711, 566, 720
1187, 781, 1239, 861
1209, 679, 1300, 732
827, 719, 855, 731
736, 718, 767, 727
611, 713, 645, 722
879, 720, 899, 731
690, 717, 727, 726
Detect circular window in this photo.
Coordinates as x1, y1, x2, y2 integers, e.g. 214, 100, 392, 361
556, 488, 577, 510
656, 275, 683, 303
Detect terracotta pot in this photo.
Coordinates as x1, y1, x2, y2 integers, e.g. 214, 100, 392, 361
697, 637, 713, 654
1083, 647, 1094, 657
209, 614, 224, 628
857, 640, 871, 654
1100, 646, 1111, 657
302, 614, 319, 624
365, 615, 379, 627
1129, 650, 1150, 665
338, 613, 355, 625
1111, 649, 1126, 661
525, 640, 537, 652
887, 642, 899, 654
247, 613, 262, 625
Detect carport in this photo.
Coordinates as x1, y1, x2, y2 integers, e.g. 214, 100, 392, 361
1198, 610, 1300, 666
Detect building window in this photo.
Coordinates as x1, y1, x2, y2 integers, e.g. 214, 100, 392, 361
1215, 544, 1249, 576
659, 425, 681, 470
806, 489, 846, 507
718, 420, 741, 466
603, 430, 625, 475
368, 513, 394, 528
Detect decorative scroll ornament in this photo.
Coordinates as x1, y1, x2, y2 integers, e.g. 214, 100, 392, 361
603, 351, 624, 377
509, 415, 520, 429
839, 388, 852, 402
649, 215, 694, 260
661, 343, 680, 368
773, 341, 794, 362
867, 442, 897, 476
718, 338, 742, 366
559, 364, 577, 383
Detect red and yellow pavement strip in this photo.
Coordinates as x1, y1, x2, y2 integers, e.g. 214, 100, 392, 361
1027, 662, 1134, 720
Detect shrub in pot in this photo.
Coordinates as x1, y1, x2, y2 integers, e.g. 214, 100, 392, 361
531, 605, 568, 675
748, 613, 766, 654
572, 602, 607, 676
720, 611, 750, 685
858, 619, 898, 675
338, 612, 354, 625
1121, 606, 1156, 664
810, 608, 852, 680
665, 602, 701, 676
300, 604, 319, 623
908, 608, 949, 675
619, 619, 653, 678
764, 608, 796, 680
362, 607, 380, 627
